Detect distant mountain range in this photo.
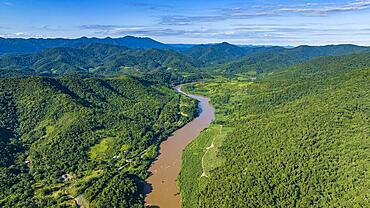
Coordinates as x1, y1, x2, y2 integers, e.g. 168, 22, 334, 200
0, 35, 312, 55
0, 36, 369, 84
0, 36, 172, 54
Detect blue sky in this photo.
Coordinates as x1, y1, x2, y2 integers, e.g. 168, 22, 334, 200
0, 0, 369, 45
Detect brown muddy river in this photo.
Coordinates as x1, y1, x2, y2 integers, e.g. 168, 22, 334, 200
145, 85, 215, 208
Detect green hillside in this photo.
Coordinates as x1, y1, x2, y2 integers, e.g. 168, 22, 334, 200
185, 42, 250, 65
179, 53, 370, 207
0, 75, 197, 207
217, 44, 369, 74
0, 43, 199, 82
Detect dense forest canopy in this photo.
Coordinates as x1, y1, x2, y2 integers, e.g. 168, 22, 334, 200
184, 42, 251, 65
0, 43, 202, 83
0, 75, 197, 207
215, 44, 370, 74
179, 52, 370, 207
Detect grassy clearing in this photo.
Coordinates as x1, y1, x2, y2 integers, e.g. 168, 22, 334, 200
202, 125, 233, 177
89, 137, 117, 160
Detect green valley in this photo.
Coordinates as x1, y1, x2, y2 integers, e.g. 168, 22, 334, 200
0, 35, 369, 208
2, 0, 370, 206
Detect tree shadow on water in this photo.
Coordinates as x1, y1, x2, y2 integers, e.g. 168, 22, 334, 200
143, 180, 152, 195
142, 181, 161, 208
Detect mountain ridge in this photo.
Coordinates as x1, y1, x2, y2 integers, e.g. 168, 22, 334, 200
0, 36, 173, 54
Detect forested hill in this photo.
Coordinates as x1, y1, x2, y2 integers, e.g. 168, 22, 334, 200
266, 52, 370, 79
184, 42, 252, 65
0, 75, 197, 207
0, 36, 172, 54
0, 43, 200, 83
216, 44, 370, 74
182, 43, 369, 69
179, 52, 370, 207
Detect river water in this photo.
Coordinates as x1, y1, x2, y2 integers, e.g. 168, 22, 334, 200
144, 85, 215, 208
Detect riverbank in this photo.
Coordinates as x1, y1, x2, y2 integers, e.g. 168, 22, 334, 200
144, 85, 215, 208
177, 82, 236, 208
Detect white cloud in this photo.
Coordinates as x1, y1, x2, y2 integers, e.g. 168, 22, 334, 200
277, 0, 370, 16
14, 32, 25, 36
159, 0, 370, 25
